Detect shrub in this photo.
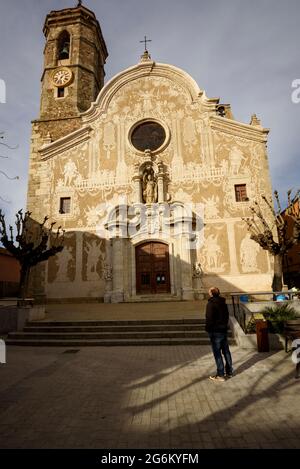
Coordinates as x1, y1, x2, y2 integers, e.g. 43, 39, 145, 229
261, 303, 298, 334
245, 316, 257, 334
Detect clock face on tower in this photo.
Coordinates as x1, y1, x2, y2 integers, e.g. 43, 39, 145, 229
52, 67, 73, 87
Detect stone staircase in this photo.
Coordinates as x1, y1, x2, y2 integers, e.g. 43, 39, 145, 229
6, 318, 236, 346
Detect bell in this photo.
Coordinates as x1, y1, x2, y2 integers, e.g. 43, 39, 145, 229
59, 43, 70, 60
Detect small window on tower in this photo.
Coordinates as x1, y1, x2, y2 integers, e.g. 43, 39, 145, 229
57, 87, 65, 98
234, 184, 248, 202
59, 197, 71, 214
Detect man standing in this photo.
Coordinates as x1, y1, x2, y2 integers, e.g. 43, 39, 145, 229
205, 287, 233, 382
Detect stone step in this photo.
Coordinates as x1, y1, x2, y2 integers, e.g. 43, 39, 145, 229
26, 319, 206, 327
23, 324, 206, 333
5, 337, 236, 347
126, 296, 182, 303
8, 317, 236, 347
8, 330, 219, 340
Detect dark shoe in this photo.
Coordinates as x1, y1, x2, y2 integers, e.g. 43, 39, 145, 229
209, 375, 225, 382
225, 372, 234, 379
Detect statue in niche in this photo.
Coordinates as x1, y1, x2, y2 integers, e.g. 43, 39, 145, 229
193, 262, 204, 292
193, 262, 203, 279
142, 167, 158, 204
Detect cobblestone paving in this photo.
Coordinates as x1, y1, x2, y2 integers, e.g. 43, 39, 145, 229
0, 345, 299, 448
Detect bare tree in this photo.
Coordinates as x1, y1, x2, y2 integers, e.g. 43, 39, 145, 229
0, 131, 19, 203
243, 190, 300, 291
0, 209, 64, 300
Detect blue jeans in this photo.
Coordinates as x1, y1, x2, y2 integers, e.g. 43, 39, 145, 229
208, 331, 233, 377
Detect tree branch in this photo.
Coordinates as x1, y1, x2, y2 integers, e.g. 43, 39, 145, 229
0, 209, 65, 299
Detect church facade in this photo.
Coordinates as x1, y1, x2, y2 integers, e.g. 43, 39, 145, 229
27, 3, 274, 303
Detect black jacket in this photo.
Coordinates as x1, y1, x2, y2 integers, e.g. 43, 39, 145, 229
205, 296, 229, 333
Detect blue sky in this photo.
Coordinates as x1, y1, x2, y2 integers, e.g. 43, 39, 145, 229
0, 0, 300, 224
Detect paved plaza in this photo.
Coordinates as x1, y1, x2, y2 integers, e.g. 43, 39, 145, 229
0, 344, 299, 449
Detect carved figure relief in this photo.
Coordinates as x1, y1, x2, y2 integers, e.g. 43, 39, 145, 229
54, 246, 73, 282
88, 130, 102, 177
229, 146, 246, 175
183, 115, 197, 150
219, 159, 229, 175
63, 159, 78, 186
85, 204, 106, 227
103, 122, 116, 160
139, 88, 154, 113
173, 188, 192, 203
240, 232, 260, 273
85, 239, 105, 281
202, 195, 220, 219
201, 234, 226, 272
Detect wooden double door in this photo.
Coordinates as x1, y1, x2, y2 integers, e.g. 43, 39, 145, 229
136, 242, 171, 294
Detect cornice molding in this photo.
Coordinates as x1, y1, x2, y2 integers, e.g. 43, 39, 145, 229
210, 116, 269, 143
39, 125, 92, 160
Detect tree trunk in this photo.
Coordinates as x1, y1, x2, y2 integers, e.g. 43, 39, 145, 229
271, 254, 283, 292
19, 266, 30, 299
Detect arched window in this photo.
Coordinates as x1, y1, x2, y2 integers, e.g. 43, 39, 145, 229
57, 31, 70, 60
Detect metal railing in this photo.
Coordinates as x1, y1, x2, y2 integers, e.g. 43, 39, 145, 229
230, 290, 300, 332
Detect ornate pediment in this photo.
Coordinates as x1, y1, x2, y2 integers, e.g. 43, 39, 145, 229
81, 61, 206, 124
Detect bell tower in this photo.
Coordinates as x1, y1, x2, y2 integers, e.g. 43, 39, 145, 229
37, 1, 108, 140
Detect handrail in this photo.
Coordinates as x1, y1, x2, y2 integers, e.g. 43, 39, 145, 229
230, 290, 299, 297
230, 290, 300, 332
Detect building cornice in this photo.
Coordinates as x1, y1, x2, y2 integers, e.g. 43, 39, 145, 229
39, 125, 92, 160
210, 116, 269, 143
